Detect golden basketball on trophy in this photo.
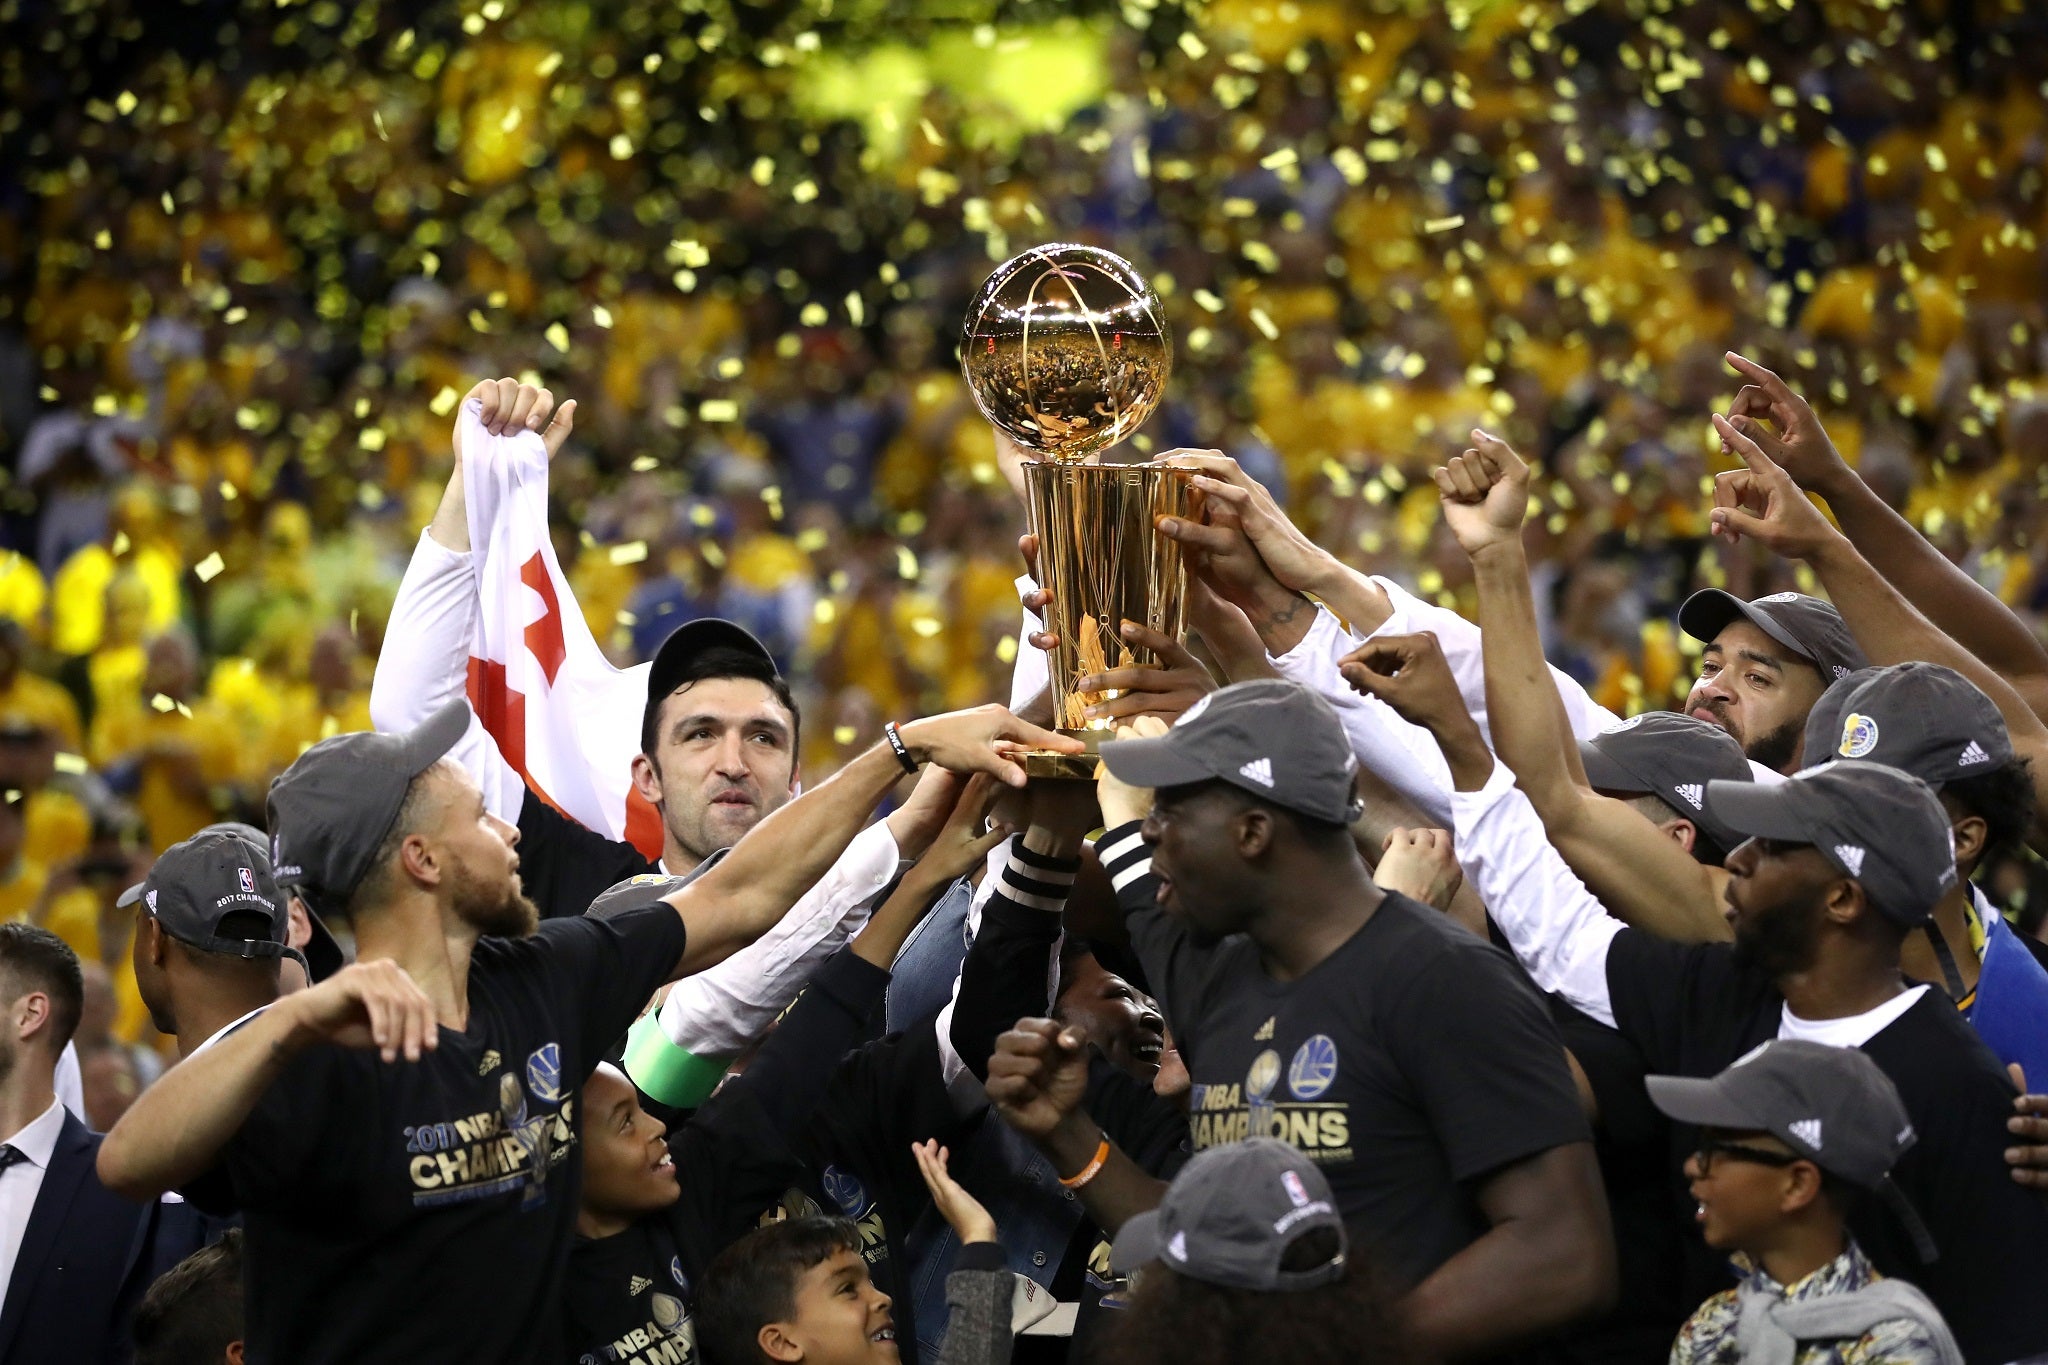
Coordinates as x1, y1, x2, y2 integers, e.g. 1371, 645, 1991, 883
961, 244, 1196, 777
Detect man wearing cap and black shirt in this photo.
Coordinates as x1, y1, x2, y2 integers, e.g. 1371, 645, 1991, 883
1649, 1041, 1960, 1363
374, 378, 938, 1107
1084, 681, 1616, 1361
95, 696, 1073, 1364
117, 827, 293, 1322
1354, 633, 2048, 1362
1800, 663, 2048, 1083
1678, 588, 1866, 776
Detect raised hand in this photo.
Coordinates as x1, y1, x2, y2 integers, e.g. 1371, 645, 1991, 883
913, 774, 1013, 885
1434, 428, 1532, 557
289, 960, 440, 1063
1098, 716, 1168, 827
896, 705, 1083, 788
1075, 620, 1217, 726
1163, 450, 1335, 596
985, 1018, 1092, 1142
913, 1140, 999, 1245
1724, 353, 1852, 497
1337, 632, 1466, 734
1375, 827, 1465, 911
1707, 413, 1843, 560
458, 377, 577, 463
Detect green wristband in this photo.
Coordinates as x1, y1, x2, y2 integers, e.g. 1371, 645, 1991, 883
622, 1008, 734, 1109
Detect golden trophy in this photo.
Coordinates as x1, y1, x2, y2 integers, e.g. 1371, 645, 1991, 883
961, 243, 1191, 778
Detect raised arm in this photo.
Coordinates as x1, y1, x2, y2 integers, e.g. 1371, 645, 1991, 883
985, 1018, 1168, 1237
1709, 414, 2048, 849
370, 378, 578, 822
661, 707, 1080, 980
1440, 432, 1731, 942
1339, 633, 1628, 1027
97, 962, 438, 1200
1723, 351, 2048, 715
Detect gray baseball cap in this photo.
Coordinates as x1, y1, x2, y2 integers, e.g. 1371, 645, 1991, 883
121, 820, 345, 980
1580, 712, 1753, 856
266, 700, 470, 918
1803, 662, 2014, 786
1647, 1038, 1937, 1262
1678, 589, 1867, 684
1648, 1039, 1916, 1188
1704, 760, 1957, 926
1097, 680, 1362, 826
116, 829, 298, 965
1110, 1138, 1348, 1291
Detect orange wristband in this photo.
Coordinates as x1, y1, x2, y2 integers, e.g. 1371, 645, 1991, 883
1058, 1135, 1111, 1189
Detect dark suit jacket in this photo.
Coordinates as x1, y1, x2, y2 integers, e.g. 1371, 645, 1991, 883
0, 1111, 150, 1365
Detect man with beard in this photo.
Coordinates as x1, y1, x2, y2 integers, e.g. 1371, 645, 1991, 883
1351, 632, 2048, 1363
1675, 589, 1865, 775
1068, 683, 1616, 1362
377, 379, 941, 1109
95, 697, 1072, 1365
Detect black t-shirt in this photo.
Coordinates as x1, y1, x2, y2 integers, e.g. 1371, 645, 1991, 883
567, 1221, 698, 1365
565, 950, 890, 1365
520, 787, 658, 920
191, 904, 688, 1365
1107, 827, 1592, 1290
1605, 928, 2048, 1364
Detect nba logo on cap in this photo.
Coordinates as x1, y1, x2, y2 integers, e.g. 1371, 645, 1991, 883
1282, 1170, 1311, 1208
238, 867, 256, 894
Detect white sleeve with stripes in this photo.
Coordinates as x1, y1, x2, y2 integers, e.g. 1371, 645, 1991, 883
933, 837, 1079, 1088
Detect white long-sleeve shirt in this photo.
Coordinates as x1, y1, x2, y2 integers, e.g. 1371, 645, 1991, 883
1269, 580, 1621, 827
372, 527, 895, 1060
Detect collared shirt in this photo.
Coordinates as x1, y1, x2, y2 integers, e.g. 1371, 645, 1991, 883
0, 1099, 67, 1298
1671, 1241, 1952, 1364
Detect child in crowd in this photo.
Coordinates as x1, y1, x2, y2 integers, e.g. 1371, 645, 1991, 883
1652, 1040, 1961, 1364
691, 1140, 1015, 1365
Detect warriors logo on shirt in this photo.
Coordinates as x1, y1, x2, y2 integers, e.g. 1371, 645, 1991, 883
527, 1042, 564, 1103
1287, 1035, 1339, 1101
821, 1166, 890, 1266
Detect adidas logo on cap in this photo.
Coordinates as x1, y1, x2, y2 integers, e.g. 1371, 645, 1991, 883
1959, 741, 1990, 767
1674, 783, 1704, 811
1788, 1118, 1823, 1151
1833, 844, 1867, 877
1239, 757, 1275, 788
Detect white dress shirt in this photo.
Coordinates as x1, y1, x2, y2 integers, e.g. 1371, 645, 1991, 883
0, 1099, 67, 1301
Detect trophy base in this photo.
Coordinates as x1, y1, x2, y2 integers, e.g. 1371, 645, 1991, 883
1020, 731, 1103, 782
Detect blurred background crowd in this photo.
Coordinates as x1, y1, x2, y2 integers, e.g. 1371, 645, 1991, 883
2, 0, 2046, 1115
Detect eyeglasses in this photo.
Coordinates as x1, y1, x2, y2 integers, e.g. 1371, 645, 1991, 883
1692, 1137, 1804, 1176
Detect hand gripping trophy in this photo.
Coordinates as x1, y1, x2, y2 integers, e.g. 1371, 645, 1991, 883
961, 244, 1195, 778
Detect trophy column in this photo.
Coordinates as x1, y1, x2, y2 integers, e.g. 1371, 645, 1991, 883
1020, 461, 1196, 780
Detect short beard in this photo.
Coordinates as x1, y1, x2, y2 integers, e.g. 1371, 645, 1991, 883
1731, 895, 1819, 978
451, 854, 540, 938
1745, 717, 1805, 775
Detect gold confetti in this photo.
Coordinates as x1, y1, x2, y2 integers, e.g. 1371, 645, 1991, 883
52, 753, 87, 776
699, 400, 739, 422
609, 542, 649, 566
430, 387, 459, 416
1423, 215, 1465, 233
1249, 308, 1279, 340
546, 322, 570, 352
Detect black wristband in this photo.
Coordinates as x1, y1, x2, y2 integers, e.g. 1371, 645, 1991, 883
883, 721, 919, 774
